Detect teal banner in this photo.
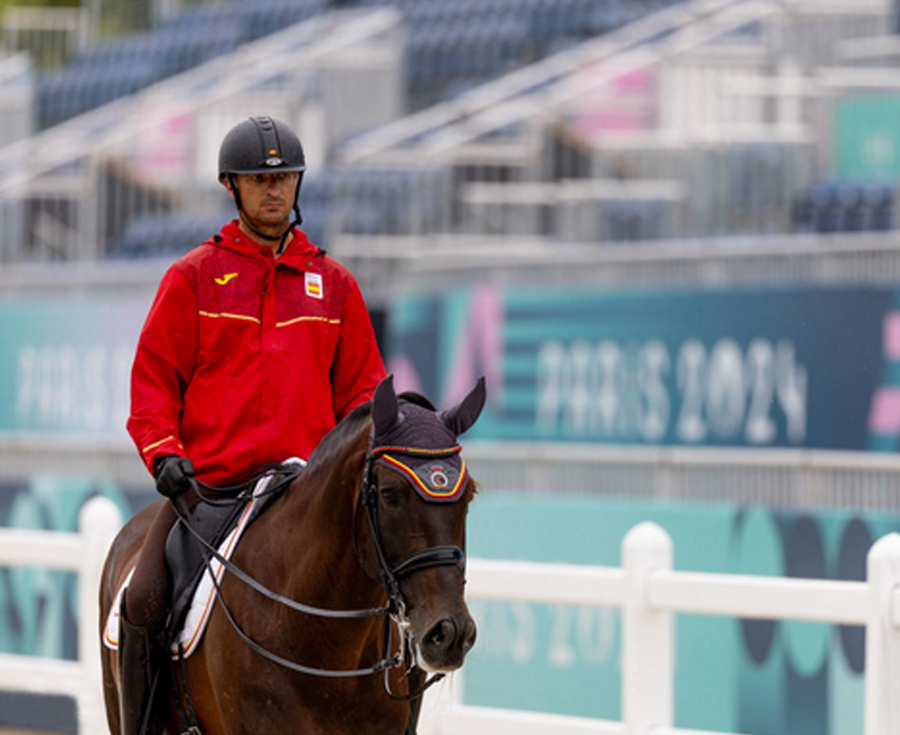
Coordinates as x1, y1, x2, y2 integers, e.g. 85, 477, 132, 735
6, 283, 900, 451
387, 285, 900, 451
0, 295, 148, 436
834, 94, 900, 181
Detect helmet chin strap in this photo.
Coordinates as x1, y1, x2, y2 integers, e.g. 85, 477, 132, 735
228, 174, 304, 255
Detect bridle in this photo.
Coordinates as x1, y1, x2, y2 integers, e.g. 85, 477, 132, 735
171, 442, 469, 700
354, 444, 467, 695
356, 443, 467, 614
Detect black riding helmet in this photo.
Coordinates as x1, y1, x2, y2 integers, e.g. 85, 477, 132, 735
218, 116, 306, 252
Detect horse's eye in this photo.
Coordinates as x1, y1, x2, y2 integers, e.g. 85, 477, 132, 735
380, 485, 401, 507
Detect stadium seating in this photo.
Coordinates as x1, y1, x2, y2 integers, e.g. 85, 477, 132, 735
32, 0, 898, 257
105, 166, 449, 257
36, 0, 683, 131
36, 0, 326, 129
792, 181, 895, 234
109, 211, 232, 258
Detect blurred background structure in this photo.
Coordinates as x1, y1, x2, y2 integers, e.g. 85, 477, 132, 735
3, 0, 900, 732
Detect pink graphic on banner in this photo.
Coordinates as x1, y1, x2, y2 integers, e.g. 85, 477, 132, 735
443, 284, 504, 409
868, 311, 900, 435
571, 65, 657, 141
388, 353, 425, 396
883, 312, 900, 359
868, 387, 900, 434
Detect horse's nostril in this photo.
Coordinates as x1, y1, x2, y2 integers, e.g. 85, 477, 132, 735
462, 617, 477, 652
425, 619, 455, 649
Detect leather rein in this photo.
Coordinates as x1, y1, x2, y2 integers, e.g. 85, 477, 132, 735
170, 445, 467, 700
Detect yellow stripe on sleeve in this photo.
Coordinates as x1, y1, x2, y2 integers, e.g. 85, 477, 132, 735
141, 436, 182, 456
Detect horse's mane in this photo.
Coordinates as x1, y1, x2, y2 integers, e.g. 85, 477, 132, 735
303, 401, 372, 479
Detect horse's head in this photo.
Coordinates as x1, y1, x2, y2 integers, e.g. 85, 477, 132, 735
358, 374, 485, 674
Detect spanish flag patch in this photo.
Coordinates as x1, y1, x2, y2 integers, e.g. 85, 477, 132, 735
305, 272, 323, 299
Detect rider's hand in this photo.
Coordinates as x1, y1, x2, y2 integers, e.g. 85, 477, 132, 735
153, 455, 195, 498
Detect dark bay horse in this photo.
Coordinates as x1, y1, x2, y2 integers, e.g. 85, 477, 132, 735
100, 375, 485, 735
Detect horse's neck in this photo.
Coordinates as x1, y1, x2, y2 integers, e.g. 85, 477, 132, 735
267, 442, 383, 611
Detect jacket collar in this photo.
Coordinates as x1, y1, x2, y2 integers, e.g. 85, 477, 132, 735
213, 220, 320, 268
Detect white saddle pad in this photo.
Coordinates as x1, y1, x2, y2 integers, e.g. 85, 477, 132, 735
104, 459, 305, 658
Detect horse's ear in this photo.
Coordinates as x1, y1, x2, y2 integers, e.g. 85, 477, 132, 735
372, 374, 399, 437
441, 376, 486, 437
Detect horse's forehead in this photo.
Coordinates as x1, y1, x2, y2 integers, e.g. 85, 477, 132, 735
373, 401, 457, 448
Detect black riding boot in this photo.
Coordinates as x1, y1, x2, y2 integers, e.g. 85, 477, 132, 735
118, 607, 167, 735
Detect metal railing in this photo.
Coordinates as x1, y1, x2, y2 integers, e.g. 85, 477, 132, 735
336, 227, 900, 297
329, 0, 895, 273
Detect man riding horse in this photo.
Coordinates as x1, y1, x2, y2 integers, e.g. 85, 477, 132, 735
120, 115, 386, 735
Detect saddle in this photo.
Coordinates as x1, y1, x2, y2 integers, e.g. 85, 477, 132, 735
165, 461, 304, 638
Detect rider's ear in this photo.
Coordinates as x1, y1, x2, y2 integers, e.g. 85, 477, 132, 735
440, 376, 486, 437
372, 374, 399, 438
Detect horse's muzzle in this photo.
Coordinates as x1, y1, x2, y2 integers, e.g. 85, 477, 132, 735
419, 613, 477, 672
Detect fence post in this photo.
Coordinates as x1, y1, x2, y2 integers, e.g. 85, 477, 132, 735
77, 496, 122, 735
622, 521, 673, 735
864, 532, 900, 735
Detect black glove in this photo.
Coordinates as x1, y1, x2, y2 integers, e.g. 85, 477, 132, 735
153, 455, 195, 498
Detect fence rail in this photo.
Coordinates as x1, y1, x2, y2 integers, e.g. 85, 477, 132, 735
421, 522, 900, 735
0, 497, 122, 735
0, 510, 898, 735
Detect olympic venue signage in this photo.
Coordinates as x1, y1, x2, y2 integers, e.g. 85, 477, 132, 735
387, 284, 900, 452
2, 283, 900, 452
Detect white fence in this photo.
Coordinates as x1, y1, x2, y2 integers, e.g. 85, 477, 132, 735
422, 522, 900, 735
0, 496, 121, 735
2, 510, 899, 735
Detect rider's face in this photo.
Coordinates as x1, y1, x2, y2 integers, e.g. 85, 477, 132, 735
226, 172, 298, 231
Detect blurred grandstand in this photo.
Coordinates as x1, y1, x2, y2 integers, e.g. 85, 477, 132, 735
2, 0, 900, 510
0, 0, 892, 269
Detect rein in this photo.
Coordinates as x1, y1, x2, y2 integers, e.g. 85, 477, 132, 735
171, 445, 467, 699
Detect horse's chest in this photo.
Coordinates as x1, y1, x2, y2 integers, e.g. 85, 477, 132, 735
228, 681, 407, 735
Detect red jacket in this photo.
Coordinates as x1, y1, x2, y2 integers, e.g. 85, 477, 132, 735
127, 221, 386, 484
